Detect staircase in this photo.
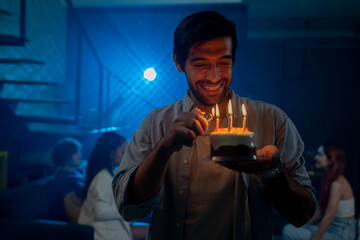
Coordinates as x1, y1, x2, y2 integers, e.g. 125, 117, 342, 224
0, 0, 25, 47
0, 0, 166, 143
0, 0, 81, 143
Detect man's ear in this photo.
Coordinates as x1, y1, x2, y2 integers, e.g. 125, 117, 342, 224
173, 52, 183, 73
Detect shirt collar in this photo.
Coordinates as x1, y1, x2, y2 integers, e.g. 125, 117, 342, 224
183, 89, 196, 112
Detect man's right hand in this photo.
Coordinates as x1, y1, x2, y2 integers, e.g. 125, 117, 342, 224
160, 108, 209, 154
126, 108, 209, 204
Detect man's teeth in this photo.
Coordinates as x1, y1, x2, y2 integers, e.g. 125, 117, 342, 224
202, 84, 220, 90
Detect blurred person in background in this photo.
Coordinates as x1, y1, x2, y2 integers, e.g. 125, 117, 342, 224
282, 142, 356, 240
50, 137, 85, 222
78, 132, 133, 240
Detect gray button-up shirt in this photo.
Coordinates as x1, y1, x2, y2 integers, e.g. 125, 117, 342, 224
113, 88, 315, 240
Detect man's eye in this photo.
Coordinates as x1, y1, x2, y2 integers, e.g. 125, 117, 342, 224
194, 64, 206, 67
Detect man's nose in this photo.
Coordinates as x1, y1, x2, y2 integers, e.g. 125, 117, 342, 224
206, 64, 220, 82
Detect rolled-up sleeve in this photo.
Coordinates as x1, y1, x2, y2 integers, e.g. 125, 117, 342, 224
275, 109, 316, 198
112, 112, 163, 221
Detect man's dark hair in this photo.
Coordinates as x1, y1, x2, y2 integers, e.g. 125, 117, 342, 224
52, 138, 82, 166
173, 11, 238, 71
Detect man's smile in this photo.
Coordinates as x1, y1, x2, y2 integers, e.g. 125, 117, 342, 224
198, 80, 225, 95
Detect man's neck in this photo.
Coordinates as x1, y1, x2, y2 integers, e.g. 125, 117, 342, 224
192, 93, 231, 118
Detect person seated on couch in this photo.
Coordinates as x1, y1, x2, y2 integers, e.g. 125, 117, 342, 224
49, 137, 86, 223
282, 142, 356, 240
78, 132, 133, 240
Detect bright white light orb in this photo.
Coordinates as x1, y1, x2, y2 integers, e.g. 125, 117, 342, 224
144, 68, 156, 81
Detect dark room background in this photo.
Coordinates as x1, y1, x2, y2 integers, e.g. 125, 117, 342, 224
1, 0, 359, 219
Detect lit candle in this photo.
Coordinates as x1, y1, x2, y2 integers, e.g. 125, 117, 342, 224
215, 104, 219, 131
227, 99, 233, 132
242, 104, 247, 132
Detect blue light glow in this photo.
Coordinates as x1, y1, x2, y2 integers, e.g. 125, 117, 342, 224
144, 68, 156, 81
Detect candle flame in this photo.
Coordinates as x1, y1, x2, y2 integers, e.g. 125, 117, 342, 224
215, 104, 219, 117
242, 104, 247, 116
228, 100, 232, 114
212, 107, 215, 116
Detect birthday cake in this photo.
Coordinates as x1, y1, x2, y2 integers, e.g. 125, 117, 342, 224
210, 127, 257, 162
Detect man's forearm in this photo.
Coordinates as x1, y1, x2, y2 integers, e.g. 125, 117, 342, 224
264, 170, 316, 227
127, 141, 173, 204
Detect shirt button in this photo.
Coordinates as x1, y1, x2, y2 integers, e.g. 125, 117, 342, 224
183, 159, 188, 164
179, 189, 184, 195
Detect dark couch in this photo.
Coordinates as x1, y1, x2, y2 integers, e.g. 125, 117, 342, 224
0, 175, 54, 219
0, 175, 94, 240
0, 218, 94, 240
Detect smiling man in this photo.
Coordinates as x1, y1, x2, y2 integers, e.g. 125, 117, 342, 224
112, 11, 316, 240
181, 37, 233, 107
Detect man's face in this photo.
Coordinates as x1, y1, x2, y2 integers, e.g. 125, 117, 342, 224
179, 36, 233, 106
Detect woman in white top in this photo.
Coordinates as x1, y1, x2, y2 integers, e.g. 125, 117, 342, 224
78, 132, 132, 240
282, 142, 356, 240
